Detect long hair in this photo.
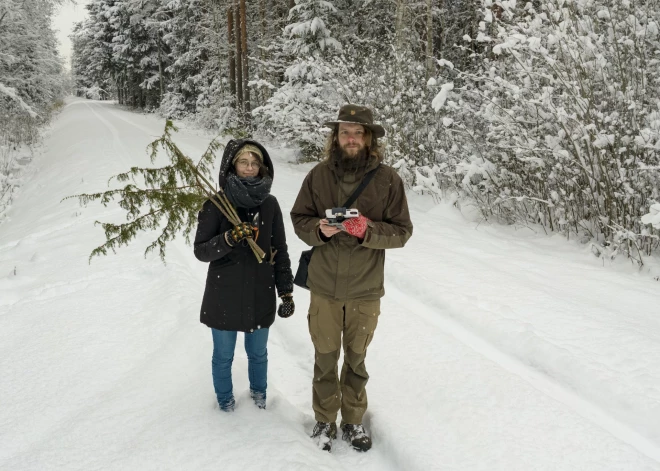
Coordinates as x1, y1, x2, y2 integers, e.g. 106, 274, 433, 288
323, 126, 385, 162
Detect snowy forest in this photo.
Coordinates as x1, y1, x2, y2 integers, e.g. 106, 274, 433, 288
4, 0, 660, 260
0, 0, 67, 216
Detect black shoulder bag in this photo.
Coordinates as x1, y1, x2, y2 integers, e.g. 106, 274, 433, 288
293, 165, 380, 290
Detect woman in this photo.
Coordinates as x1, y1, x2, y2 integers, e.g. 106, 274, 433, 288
194, 139, 294, 412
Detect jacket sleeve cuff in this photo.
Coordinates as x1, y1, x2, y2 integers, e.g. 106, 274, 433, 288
308, 220, 328, 246
319, 228, 331, 243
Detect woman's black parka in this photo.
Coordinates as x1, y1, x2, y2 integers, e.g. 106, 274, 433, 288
193, 139, 293, 332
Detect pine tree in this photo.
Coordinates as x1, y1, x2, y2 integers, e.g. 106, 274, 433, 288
253, 0, 343, 160
67, 121, 265, 262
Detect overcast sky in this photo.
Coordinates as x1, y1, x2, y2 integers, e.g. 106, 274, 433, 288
53, 1, 90, 69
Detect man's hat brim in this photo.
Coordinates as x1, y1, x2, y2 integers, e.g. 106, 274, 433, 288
323, 120, 386, 139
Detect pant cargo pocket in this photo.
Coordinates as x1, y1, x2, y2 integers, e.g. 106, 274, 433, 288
308, 304, 341, 354
349, 301, 380, 354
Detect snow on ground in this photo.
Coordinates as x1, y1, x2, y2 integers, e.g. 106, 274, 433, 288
1, 98, 660, 470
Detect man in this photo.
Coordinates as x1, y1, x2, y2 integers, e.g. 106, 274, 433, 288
290, 104, 413, 452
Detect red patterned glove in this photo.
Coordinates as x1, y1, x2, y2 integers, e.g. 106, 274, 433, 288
343, 215, 369, 239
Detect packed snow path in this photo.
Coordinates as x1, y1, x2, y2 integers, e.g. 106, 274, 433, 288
1, 98, 660, 470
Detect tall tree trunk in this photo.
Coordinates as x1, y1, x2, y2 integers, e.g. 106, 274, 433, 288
425, 0, 434, 79
395, 0, 407, 52
116, 80, 122, 105
158, 35, 164, 104
234, 0, 244, 114
470, 0, 478, 56
260, 0, 267, 58
140, 76, 146, 108
273, 0, 287, 85
228, 6, 237, 100
436, 0, 444, 59
240, 0, 250, 117
258, 0, 268, 106
288, 0, 294, 11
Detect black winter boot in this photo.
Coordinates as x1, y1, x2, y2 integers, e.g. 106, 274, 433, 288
311, 421, 337, 452
341, 423, 372, 452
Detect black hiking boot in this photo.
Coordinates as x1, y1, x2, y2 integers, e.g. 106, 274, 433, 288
341, 423, 372, 452
311, 421, 337, 452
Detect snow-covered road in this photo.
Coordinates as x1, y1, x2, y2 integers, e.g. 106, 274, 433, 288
1, 98, 659, 470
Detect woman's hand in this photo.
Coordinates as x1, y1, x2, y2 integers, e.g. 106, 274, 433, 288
278, 293, 295, 318
225, 222, 254, 246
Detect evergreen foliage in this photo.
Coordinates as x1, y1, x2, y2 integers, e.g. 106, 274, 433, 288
67, 121, 220, 261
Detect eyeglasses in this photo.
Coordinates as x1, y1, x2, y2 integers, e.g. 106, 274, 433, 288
236, 159, 261, 169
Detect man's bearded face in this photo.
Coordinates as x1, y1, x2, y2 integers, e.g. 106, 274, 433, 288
337, 123, 367, 157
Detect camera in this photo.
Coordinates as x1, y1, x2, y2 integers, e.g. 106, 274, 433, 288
325, 207, 360, 227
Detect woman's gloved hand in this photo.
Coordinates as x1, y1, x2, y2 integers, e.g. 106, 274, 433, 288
278, 293, 295, 318
225, 222, 254, 246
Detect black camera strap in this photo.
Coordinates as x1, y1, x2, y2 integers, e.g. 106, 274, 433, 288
342, 164, 381, 208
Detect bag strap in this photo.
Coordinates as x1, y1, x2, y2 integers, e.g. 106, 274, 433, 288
342, 164, 381, 208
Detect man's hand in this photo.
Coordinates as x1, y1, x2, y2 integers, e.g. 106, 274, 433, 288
319, 219, 342, 238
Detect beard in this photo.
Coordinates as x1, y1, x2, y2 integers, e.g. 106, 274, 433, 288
335, 145, 368, 174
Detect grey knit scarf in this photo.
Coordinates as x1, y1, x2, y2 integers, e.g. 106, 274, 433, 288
224, 174, 273, 209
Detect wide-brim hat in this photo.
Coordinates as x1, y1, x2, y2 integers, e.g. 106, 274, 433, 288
323, 104, 385, 138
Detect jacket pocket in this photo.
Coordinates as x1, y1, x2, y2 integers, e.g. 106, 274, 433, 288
349, 301, 380, 354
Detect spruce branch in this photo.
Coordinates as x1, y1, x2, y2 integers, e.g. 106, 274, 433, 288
65, 120, 265, 263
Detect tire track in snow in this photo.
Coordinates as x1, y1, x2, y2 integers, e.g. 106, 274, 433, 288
83, 101, 136, 168
385, 285, 660, 465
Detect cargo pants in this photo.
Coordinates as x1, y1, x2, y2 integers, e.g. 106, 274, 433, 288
307, 292, 380, 425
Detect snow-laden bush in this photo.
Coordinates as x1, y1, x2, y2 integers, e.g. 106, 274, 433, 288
192, 79, 240, 133
253, 58, 341, 161
323, 48, 452, 196
159, 92, 189, 119
434, 0, 660, 258
252, 0, 343, 161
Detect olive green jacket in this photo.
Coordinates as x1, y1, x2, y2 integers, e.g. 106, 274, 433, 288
290, 155, 413, 300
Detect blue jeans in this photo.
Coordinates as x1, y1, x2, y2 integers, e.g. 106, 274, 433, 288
211, 328, 269, 410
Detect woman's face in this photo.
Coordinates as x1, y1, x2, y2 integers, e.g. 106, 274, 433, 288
234, 152, 261, 178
